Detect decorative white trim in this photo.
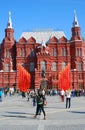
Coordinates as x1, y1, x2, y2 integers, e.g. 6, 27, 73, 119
21, 31, 65, 44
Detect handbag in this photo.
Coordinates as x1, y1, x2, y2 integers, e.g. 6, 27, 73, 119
44, 100, 47, 105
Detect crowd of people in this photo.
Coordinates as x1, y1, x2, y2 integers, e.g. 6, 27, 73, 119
0, 86, 85, 120
22, 88, 85, 119
0, 86, 15, 102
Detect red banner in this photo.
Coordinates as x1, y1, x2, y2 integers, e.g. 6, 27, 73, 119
58, 63, 71, 91
17, 64, 31, 92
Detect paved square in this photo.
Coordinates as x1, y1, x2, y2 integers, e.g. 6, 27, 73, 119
0, 94, 85, 130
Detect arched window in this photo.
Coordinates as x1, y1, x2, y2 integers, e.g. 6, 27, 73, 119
30, 62, 35, 72
75, 31, 78, 36
80, 48, 82, 56
78, 62, 83, 70
52, 48, 57, 56
52, 48, 54, 56
30, 49, 35, 57
41, 61, 46, 71
51, 62, 57, 71
56, 49, 58, 56
5, 63, 10, 72
20, 48, 23, 57
54, 49, 58, 56
76, 48, 79, 56
62, 62, 66, 70
23, 49, 26, 57
62, 48, 66, 56
6, 50, 10, 58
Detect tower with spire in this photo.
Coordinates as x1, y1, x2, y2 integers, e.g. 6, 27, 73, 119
70, 10, 84, 71
71, 10, 82, 41
4, 11, 14, 41
1, 11, 16, 72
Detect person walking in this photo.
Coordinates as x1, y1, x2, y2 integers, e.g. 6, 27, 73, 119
0, 88, 3, 102
22, 91, 26, 98
65, 89, 71, 108
60, 89, 65, 102
34, 89, 46, 120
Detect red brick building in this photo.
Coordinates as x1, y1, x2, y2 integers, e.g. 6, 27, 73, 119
0, 11, 85, 90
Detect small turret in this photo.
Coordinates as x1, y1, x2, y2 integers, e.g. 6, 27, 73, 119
71, 10, 82, 41
4, 11, 14, 41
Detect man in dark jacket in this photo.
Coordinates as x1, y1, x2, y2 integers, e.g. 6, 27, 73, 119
34, 89, 46, 120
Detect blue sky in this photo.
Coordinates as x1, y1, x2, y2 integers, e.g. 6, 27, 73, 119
0, 0, 85, 42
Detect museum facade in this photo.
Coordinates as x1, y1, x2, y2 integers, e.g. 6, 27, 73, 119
0, 11, 85, 90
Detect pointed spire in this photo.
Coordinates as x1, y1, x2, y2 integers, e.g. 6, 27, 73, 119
7, 11, 13, 28
73, 10, 79, 27
41, 40, 46, 47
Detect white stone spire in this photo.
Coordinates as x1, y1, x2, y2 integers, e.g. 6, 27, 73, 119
73, 10, 79, 27
41, 40, 46, 47
7, 11, 12, 28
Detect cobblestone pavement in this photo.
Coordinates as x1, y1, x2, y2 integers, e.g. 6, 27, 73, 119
0, 94, 85, 130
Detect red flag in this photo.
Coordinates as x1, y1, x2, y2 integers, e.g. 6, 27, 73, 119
58, 63, 71, 91
17, 64, 31, 92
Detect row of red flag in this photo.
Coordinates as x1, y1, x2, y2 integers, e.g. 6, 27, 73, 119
17, 63, 71, 92
58, 63, 71, 91
17, 64, 31, 92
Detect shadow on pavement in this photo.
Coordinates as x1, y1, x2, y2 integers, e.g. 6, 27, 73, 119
68, 111, 85, 114
2, 111, 34, 119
